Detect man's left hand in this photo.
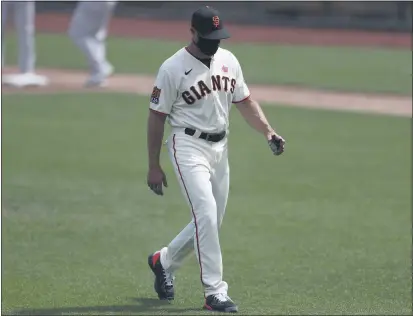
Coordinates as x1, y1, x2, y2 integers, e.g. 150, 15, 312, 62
268, 133, 285, 156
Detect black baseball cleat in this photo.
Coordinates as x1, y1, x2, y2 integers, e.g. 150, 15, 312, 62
203, 293, 238, 313
148, 251, 174, 301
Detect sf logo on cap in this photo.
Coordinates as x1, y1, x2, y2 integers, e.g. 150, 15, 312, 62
212, 16, 220, 28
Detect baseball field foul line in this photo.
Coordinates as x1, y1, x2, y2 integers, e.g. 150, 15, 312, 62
2, 67, 412, 117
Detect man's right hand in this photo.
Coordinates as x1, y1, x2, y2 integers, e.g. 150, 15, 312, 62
147, 166, 168, 196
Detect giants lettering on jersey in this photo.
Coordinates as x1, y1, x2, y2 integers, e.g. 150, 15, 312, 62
182, 75, 236, 105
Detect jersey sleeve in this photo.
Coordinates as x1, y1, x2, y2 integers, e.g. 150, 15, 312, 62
232, 55, 251, 104
149, 64, 176, 115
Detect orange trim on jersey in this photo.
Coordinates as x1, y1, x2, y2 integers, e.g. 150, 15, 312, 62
150, 108, 169, 116
172, 134, 206, 289
232, 94, 251, 104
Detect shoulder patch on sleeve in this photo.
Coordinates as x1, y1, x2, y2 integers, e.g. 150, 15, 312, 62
150, 86, 161, 104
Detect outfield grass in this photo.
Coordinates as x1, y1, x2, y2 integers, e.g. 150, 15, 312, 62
3, 32, 412, 95
2, 93, 411, 315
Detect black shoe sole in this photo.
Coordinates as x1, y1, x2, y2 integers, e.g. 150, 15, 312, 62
203, 304, 238, 313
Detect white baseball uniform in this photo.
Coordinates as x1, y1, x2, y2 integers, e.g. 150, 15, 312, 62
1, 1, 49, 87
2, 1, 36, 73
150, 47, 250, 297
68, 1, 117, 79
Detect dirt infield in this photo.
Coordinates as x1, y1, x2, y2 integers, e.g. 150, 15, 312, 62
2, 13, 412, 117
3, 67, 411, 117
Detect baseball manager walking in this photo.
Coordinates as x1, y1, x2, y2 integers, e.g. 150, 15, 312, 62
147, 6, 285, 313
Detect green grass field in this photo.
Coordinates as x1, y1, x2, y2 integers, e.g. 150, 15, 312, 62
3, 32, 412, 95
2, 93, 411, 315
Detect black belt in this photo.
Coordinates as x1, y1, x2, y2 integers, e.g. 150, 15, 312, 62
184, 128, 226, 143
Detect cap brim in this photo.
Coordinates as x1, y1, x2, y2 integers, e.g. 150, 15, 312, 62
200, 28, 231, 40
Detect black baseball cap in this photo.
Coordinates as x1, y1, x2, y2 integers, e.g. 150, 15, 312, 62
191, 6, 230, 40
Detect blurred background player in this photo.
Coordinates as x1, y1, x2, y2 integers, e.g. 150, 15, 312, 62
68, 1, 118, 87
1, 1, 49, 87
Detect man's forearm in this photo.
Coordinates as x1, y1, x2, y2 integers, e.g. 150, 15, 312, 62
236, 98, 274, 138
147, 110, 167, 169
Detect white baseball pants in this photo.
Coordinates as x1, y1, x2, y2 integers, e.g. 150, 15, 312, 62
67, 1, 117, 75
1, 1, 36, 73
160, 130, 230, 297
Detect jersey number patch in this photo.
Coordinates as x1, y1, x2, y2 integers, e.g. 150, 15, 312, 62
150, 86, 161, 104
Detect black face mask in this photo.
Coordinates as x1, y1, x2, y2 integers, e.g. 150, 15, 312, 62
195, 38, 220, 56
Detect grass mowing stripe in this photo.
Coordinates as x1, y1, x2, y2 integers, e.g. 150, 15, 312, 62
3, 33, 412, 95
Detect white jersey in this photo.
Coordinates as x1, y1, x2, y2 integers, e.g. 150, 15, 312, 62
149, 47, 250, 134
